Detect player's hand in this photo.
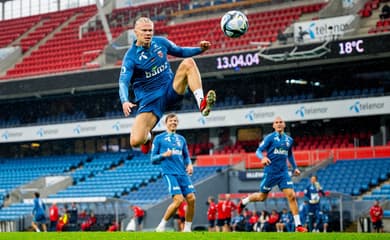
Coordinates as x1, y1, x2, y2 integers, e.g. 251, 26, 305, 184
199, 41, 211, 52
162, 150, 172, 158
186, 164, 193, 176
122, 102, 137, 117
261, 157, 271, 166
293, 168, 301, 176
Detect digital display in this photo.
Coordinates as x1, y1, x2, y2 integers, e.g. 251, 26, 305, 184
338, 39, 365, 55
170, 34, 390, 75
216, 52, 260, 70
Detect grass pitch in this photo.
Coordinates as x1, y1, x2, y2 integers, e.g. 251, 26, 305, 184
0, 232, 389, 240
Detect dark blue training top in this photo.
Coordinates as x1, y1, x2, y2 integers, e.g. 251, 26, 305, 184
150, 131, 191, 175
118, 36, 203, 104
256, 131, 297, 175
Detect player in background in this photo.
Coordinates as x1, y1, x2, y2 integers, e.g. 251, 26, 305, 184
151, 113, 195, 232
370, 199, 384, 233
216, 195, 226, 232
238, 116, 308, 232
304, 175, 325, 232
118, 17, 216, 153
175, 201, 187, 231
222, 194, 237, 232
31, 192, 47, 232
131, 205, 145, 231
207, 196, 217, 232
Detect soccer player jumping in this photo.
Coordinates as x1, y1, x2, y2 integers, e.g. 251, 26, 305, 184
238, 116, 308, 232
118, 17, 216, 153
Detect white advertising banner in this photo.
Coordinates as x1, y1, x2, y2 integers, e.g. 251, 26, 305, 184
294, 15, 355, 44
1, 96, 389, 143
115, 0, 164, 9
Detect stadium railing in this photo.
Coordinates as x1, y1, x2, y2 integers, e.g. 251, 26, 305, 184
195, 145, 390, 168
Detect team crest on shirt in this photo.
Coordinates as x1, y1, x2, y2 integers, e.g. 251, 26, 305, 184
157, 50, 163, 58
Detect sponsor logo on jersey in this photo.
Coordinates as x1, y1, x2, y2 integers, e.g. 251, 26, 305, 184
145, 62, 168, 78
274, 148, 288, 155
171, 149, 182, 155
139, 51, 148, 60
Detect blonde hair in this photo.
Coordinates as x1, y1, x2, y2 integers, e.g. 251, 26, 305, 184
135, 17, 153, 28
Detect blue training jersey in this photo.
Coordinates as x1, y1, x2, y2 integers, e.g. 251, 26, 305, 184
151, 131, 191, 175
32, 197, 45, 216
256, 131, 297, 175
304, 182, 324, 204
118, 36, 203, 104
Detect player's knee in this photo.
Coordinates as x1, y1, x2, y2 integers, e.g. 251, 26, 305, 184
186, 194, 196, 204
181, 58, 196, 70
287, 193, 296, 202
173, 195, 185, 207
130, 135, 146, 147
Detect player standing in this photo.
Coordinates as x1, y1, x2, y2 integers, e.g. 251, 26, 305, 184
118, 17, 216, 153
238, 116, 308, 232
207, 196, 217, 232
152, 113, 195, 232
304, 175, 325, 232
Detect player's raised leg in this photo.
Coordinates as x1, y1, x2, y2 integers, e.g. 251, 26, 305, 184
172, 58, 216, 116
129, 112, 157, 151
238, 192, 268, 214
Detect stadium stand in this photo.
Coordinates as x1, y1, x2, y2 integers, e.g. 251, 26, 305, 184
0, 0, 389, 233
296, 158, 390, 196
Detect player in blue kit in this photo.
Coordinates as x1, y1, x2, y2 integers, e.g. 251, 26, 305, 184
304, 175, 325, 232
118, 17, 216, 153
238, 116, 308, 232
151, 113, 195, 232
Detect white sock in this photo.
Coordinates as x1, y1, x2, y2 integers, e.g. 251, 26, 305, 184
36, 228, 40, 232
184, 221, 192, 231
193, 89, 204, 108
147, 132, 151, 141
158, 218, 168, 228
242, 197, 250, 205
158, 219, 167, 227
293, 215, 301, 226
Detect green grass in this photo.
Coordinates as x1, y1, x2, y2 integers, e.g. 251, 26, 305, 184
0, 232, 390, 240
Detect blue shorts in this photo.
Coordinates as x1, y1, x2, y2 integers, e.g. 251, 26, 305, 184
259, 172, 294, 193
33, 214, 46, 224
137, 79, 184, 122
163, 174, 195, 197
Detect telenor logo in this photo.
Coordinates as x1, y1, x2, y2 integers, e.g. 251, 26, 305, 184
349, 100, 384, 113
295, 106, 305, 117
198, 117, 206, 125
1, 131, 8, 140
349, 101, 360, 113
37, 128, 44, 137
112, 122, 120, 131
245, 110, 255, 121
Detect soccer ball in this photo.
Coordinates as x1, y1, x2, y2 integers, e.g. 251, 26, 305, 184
220, 10, 249, 38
